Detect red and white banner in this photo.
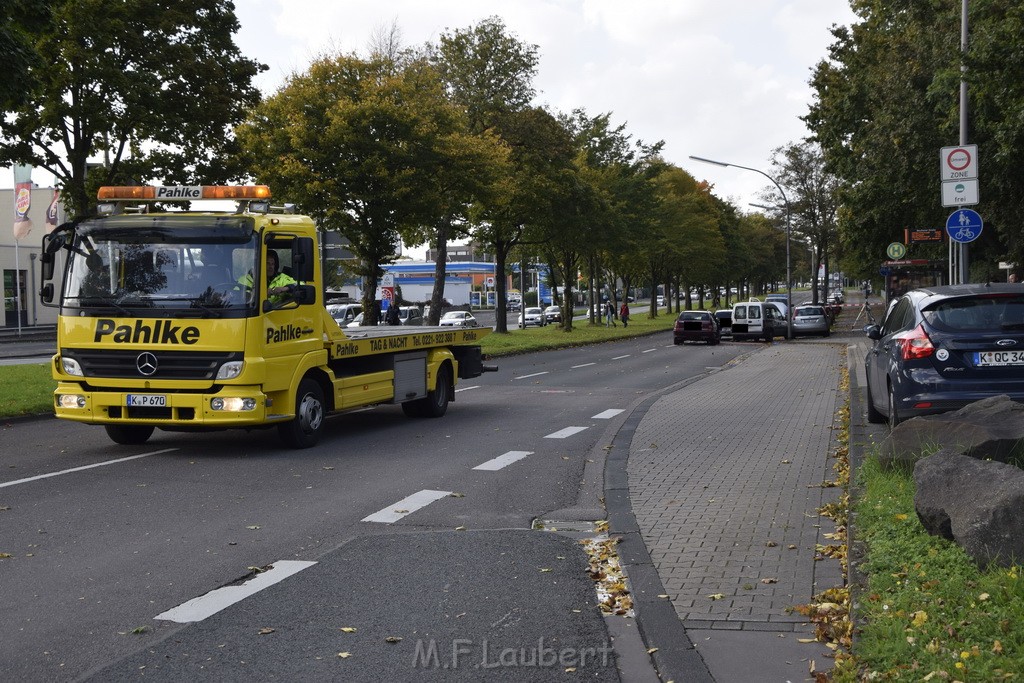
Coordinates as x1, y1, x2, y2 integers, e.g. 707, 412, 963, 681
13, 164, 33, 240
45, 189, 60, 232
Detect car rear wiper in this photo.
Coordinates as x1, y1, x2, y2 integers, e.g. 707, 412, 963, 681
1000, 323, 1024, 330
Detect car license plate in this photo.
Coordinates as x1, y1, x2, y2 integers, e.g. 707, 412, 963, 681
975, 350, 1024, 367
126, 394, 167, 407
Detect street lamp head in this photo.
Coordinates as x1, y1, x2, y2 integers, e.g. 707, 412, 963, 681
749, 202, 779, 212
688, 155, 731, 168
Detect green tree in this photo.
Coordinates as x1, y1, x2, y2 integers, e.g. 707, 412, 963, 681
478, 107, 578, 332
803, 1, 1024, 281
431, 16, 540, 328
0, 0, 47, 112
236, 53, 489, 324
766, 141, 840, 304
0, 0, 265, 217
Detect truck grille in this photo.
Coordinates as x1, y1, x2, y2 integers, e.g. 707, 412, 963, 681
62, 348, 241, 380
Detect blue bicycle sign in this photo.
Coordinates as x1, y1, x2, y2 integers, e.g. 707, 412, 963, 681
946, 208, 983, 243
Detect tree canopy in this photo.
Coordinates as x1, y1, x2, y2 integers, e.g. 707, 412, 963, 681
805, 0, 1023, 280
0, 0, 266, 218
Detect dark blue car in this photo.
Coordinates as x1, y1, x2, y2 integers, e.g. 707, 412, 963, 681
864, 283, 1024, 426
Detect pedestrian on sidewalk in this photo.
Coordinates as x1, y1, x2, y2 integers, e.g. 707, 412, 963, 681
620, 301, 630, 327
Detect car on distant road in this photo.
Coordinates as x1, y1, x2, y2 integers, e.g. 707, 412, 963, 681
395, 306, 422, 325
673, 310, 720, 345
438, 311, 478, 327
543, 305, 562, 323
519, 306, 546, 327
864, 283, 1024, 427
791, 304, 831, 337
327, 303, 363, 326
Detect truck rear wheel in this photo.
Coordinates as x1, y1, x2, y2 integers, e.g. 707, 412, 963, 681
105, 424, 155, 445
402, 364, 451, 418
278, 378, 325, 448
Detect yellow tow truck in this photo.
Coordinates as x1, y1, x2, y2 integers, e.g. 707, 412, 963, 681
38, 185, 494, 448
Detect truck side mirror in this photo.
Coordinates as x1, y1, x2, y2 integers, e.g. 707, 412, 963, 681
40, 282, 54, 304
293, 237, 314, 281
40, 233, 60, 281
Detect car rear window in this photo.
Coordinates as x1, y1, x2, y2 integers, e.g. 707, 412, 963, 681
678, 311, 708, 321
796, 306, 824, 316
924, 296, 1024, 332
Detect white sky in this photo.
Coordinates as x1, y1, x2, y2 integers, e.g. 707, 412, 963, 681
4, 0, 857, 231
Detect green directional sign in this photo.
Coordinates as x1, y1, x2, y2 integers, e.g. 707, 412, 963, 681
886, 242, 907, 259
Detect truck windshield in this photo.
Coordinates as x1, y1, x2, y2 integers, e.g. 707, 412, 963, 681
62, 217, 258, 317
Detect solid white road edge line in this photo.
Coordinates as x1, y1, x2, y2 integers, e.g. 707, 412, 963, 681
592, 409, 624, 420
0, 448, 179, 489
545, 426, 588, 439
361, 489, 453, 524
154, 560, 317, 623
473, 450, 533, 471
513, 371, 549, 380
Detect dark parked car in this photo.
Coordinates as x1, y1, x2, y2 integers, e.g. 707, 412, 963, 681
864, 283, 1024, 427
673, 310, 720, 345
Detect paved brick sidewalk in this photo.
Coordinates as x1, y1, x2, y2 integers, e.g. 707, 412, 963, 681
628, 342, 847, 680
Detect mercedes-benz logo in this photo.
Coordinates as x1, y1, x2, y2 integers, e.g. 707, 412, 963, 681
996, 339, 1017, 347
136, 352, 159, 376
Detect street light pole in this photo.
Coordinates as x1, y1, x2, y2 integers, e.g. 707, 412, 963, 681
691, 155, 792, 339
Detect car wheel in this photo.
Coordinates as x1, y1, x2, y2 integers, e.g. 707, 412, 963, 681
278, 377, 325, 448
105, 424, 155, 445
865, 379, 886, 424
887, 382, 902, 428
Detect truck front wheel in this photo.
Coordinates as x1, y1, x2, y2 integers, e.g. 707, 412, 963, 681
279, 378, 325, 449
105, 424, 155, 445
402, 364, 451, 418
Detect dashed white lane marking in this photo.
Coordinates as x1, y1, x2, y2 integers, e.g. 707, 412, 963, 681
154, 560, 317, 623
0, 448, 179, 489
642, 348, 658, 353
545, 426, 588, 439
611, 355, 631, 360
473, 450, 533, 471
514, 371, 549, 380
592, 409, 624, 420
361, 489, 453, 523
455, 385, 480, 393
571, 362, 596, 369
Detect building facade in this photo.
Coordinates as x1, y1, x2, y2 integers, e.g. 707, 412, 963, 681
1, 186, 66, 329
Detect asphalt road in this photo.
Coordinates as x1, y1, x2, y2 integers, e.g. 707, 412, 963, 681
0, 333, 747, 681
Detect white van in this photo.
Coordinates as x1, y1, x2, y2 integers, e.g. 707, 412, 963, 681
731, 300, 786, 342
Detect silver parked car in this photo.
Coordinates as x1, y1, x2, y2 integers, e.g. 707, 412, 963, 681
439, 311, 478, 327
792, 304, 831, 337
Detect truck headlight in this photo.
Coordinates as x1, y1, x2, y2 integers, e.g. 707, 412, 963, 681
61, 357, 84, 376
216, 361, 244, 380
210, 397, 257, 412
57, 394, 87, 408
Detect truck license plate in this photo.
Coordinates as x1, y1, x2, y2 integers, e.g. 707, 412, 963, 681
975, 350, 1024, 367
126, 394, 167, 407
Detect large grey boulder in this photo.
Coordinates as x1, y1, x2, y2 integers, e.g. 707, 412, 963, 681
914, 448, 1024, 567
878, 394, 1024, 470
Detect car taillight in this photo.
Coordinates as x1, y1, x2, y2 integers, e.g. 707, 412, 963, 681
894, 324, 935, 360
